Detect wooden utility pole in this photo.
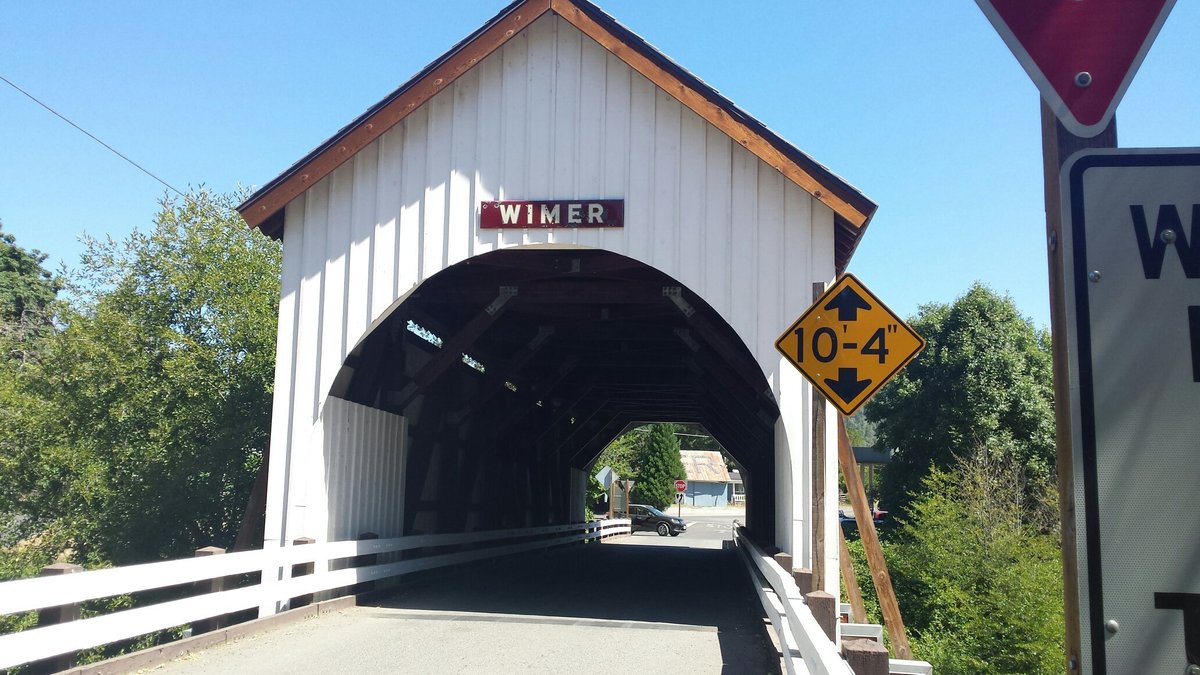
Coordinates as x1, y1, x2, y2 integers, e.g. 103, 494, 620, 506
811, 282, 828, 592
837, 416, 910, 659
1039, 99, 1116, 671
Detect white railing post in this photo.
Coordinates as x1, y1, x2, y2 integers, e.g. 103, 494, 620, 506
192, 546, 226, 634
34, 562, 83, 673
290, 537, 316, 608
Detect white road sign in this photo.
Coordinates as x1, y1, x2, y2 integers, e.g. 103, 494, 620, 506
1062, 148, 1200, 674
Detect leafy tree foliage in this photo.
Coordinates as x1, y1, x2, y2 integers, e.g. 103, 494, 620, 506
865, 283, 1054, 515
630, 423, 686, 509
0, 221, 62, 363
844, 410, 876, 447
0, 190, 281, 568
885, 449, 1064, 674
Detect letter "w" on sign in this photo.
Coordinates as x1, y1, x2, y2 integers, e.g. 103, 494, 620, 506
1130, 204, 1200, 279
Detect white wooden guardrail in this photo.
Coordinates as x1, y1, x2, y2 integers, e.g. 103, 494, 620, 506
732, 526, 933, 675
0, 518, 631, 670
733, 525, 853, 675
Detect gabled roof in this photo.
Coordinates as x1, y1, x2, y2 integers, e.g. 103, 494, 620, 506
681, 450, 732, 483
237, 0, 876, 271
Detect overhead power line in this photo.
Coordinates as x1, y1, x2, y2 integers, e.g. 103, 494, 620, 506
0, 73, 183, 197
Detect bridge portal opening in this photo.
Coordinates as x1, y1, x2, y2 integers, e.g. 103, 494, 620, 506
328, 248, 778, 544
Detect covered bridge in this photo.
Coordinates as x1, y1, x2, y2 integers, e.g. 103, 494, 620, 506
237, 0, 875, 596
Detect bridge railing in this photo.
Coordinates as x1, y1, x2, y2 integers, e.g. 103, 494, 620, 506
0, 518, 631, 670
732, 525, 933, 675
733, 525, 854, 675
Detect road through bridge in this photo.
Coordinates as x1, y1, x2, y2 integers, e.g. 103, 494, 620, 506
152, 515, 779, 674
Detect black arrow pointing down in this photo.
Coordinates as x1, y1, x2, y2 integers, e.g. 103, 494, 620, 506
825, 368, 872, 404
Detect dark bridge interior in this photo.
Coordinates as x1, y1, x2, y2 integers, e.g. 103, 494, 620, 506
330, 249, 779, 544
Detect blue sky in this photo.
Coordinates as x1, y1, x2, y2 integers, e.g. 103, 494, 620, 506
2, 1, 1197, 330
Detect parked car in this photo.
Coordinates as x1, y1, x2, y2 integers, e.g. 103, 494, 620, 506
624, 504, 687, 536
839, 508, 889, 533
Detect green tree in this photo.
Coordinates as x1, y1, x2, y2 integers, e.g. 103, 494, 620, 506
886, 448, 1064, 674
865, 283, 1054, 515
0, 189, 281, 567
0, 221, 62, 364
631, 423, 685, 509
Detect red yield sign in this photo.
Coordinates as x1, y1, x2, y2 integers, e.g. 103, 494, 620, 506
674, 480, 687, 493
976, 0, 1175, 137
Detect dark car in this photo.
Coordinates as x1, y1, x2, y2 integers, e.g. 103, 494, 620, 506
839, 508, 889, 533
625, 504, 687, 536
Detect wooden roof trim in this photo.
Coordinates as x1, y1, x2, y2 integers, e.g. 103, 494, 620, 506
239, 0, 552, 230
239, 0, 876, 259
550, 0, 872, 229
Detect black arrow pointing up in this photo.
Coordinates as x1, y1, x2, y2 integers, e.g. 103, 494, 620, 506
824, 286, 872, 322
825, 368, 872, 404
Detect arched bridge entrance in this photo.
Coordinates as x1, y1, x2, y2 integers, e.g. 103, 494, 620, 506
328, 248, 777, 540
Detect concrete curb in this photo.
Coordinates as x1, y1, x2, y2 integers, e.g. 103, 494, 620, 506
58, 596, 357, 675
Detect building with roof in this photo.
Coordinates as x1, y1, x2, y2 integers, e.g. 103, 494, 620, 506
679, 450, 732, 507
238, 0, 875, 599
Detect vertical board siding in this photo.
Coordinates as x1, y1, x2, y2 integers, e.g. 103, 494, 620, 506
373, 130, 401, 321
322, 397, 407, 541
272, 13, 839, 544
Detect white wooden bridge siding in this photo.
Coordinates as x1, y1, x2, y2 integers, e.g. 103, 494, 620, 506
264, 13, 838, 590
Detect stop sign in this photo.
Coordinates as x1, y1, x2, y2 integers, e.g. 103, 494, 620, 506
674, 480, 687, 493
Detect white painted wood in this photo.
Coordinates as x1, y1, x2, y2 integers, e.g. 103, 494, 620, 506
322, 398, 406, 541
889, 659, 935, 675
473, 52, 503, 256
423, 89, 452, 279
263, 201, 306, 550
678, 109, 706, 292
600, 51, 630, 254
372, 129, 401, 319
574, 35, 606, 251
551, 19, 581, 248
840, 623, 884, 642
263, 13, 844, 576
447, 67, 478, 265
702, 125, 732, 312
734, 528, 854, 675
347, 144, 378, 345
398, 108, 426, 300
0, 521, 631, 670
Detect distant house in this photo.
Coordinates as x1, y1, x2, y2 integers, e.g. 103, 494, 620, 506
680, 450, 733, 507
852, 446, 892, 505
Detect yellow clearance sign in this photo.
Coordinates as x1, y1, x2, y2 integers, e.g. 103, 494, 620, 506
775, 274, 925, 416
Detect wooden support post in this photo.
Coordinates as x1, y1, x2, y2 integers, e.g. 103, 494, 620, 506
192, 546, 226, 634
837, 416, 911, 659
1040, 99, 1116, 672
839, 528, 868, 623
793, 567, 814, 595
290, 537, 315, 608
34, 563, 83, 674
807, 590, 837, 642
812, 280, 828, 592
842, 638, 889, 675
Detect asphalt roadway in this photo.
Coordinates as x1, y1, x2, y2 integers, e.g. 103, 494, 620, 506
149, 508, 780, 674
